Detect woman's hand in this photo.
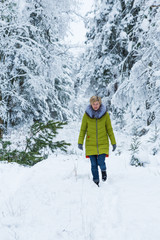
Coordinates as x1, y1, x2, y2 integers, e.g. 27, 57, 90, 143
112, 144, 116, 151
78, 144, 83, 150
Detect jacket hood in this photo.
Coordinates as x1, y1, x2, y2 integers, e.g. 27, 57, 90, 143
85, 104, 107, 119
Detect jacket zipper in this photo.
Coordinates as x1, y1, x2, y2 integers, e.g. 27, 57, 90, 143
96, 118, 99, 155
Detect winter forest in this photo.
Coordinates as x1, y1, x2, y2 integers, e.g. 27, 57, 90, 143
0, 0, 160, 239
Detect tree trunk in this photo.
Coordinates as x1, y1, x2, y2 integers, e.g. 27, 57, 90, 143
129, 0, 135, 10
0, 92, 3, 138
0, 117, 3, 139
119, 0, 126, 18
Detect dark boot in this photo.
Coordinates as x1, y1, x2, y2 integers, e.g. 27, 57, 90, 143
101, 170, 107, 181
93, 180, 99, 187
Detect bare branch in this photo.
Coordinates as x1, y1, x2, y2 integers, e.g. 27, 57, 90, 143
150, 4, 160, 8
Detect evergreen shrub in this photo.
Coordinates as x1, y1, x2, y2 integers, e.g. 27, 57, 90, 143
129, 134, 143, 167
0, 120, 70, 166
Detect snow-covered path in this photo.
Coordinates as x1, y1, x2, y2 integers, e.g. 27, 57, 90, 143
0, 152, 160, 240
0, 122, 160, 240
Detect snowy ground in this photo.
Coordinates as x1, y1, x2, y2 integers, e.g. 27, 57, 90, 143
0, 121, 160, 240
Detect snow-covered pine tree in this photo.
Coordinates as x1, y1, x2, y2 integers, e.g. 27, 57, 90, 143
112, 3, 160, 131
80, 0, 142, 107
0, 0, 76, 128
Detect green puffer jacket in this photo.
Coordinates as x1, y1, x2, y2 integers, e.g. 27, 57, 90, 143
78, 104, 116, 156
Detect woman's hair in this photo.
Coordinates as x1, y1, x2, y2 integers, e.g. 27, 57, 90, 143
90, 96, 102, 105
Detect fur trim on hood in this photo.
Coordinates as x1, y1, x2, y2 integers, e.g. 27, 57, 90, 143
85, 104, 107, 119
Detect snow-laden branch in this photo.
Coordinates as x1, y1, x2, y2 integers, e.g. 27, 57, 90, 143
61, 10, 87, 22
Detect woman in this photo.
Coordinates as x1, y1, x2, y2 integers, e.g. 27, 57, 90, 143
78, 96, 116, 186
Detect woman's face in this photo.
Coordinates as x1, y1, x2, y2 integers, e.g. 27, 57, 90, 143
91, 101, 100, 111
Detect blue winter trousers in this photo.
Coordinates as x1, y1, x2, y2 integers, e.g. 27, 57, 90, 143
89, 154, 106, 182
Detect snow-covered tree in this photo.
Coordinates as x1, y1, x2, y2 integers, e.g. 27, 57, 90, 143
0, 0, 76, 127
112, 3, 160, 130
79, 0, 143, 107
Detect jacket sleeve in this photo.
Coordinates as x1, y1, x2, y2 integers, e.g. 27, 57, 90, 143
78, 114, 87, 145
105, 113, 116, 145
